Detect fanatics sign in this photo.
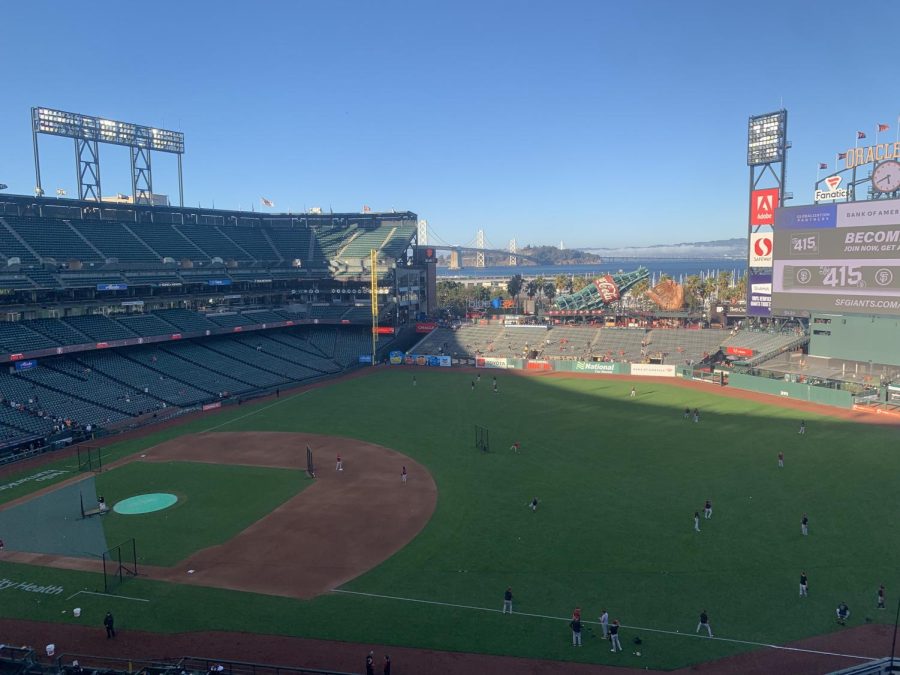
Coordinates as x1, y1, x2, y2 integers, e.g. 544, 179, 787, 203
750, 188, 779, 226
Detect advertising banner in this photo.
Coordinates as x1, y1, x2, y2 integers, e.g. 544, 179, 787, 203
374, 326, 395, 335
726, 346, 754, 358
749, 233, 774, 267
207, 279, 232, 286
476, 357, 509, 369
415, 322, 437, 333
593, 275, 620, 303
525, 360, 553, 371
96, 283, 128, 291
202, 402, 222, 411
772, 223, 900, 316
748, 272, 773, 317
358, 355, 373, 364
389, 351, 404, 365
574, 361, 618, 373
13, 359, 37, 372
750, 188, 779, 226
836, 198, 900, 229
629, 363, 677, 377
774, 204, 836, 230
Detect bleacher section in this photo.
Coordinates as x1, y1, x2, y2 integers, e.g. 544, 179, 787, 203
721, 329, 808, 365
71, 221, 157, 261
416, 325, 730, 365
63, 315, 138, 342
6, 217, 103, 263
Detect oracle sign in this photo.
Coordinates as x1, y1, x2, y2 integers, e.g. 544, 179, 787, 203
415, 322, 437, 333
593, 275, 620, 303
750, 233, 774, 267
751, 188, 779, 226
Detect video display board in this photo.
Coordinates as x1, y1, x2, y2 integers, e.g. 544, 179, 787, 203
772, 198, 900, 316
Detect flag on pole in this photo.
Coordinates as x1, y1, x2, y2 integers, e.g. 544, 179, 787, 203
878, 123, 890, 132
260, 197, 274, 208
819, 163, 827, 170
857, 131, 867, 139
838, 152, 847, 159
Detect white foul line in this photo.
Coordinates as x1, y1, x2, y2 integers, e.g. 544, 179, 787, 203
199, 390, 310, 434
330, 589, 875, 662
66, 589, 149, 603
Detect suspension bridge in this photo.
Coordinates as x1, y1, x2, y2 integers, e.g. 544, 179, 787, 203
417, 221, 536, 268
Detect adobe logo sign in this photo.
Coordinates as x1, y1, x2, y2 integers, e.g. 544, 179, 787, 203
750, 233, 774, 267
750, 188, 779, 225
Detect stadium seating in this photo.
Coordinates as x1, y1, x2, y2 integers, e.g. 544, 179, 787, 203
126, 345, 256, 395
222, 225, 281, 261
25, 318, 90, 345
0, 321, 58, 353
70, 221, 158, 261
5, 216, 104, 263
0, 219, 40, 265
154, 309, 221, 333
63, 314, 139, 342
114, 313, 180, 337
162, 342, 287, 388
76, 351, 210, 407
129, 223, 206, 260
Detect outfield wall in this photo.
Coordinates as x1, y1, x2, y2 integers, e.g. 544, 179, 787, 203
727, 372, 853, 408
809, 313, 900, 367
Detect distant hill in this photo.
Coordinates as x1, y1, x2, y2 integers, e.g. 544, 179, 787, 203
580, 237, 746, 259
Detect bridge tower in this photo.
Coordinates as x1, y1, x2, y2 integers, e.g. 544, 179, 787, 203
417, 219, 428, 245
476, 229, 486, 268
449, 249, 461, 269
509, 238, 517, 266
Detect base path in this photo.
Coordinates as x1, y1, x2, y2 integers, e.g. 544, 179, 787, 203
0, 432, 437, 600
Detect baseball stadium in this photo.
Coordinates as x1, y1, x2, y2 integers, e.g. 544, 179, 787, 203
1, 106, 900, 675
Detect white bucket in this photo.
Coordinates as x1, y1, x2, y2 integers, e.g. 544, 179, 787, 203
45, 644, 55, 656
73, 608, 81, 617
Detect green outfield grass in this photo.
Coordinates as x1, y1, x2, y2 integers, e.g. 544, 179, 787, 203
1, 369, 898, 669
95, 461, 307, 566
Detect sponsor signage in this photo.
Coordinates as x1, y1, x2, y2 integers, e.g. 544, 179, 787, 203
630, 363, 677, 377
13, 359, 37, 372
772, 223, 900, 316
418, 246, 437, 264
593, 275, 620, 303
358, 355, 373, 364
202, 402, 222, 411
747, 272, 773, 317
843, 142, 900, 169
749, 233, 774, 267
96, 283, 127, 291
774, 204, 836, 229
389, 350, 404, 365
374, 326, 395, 335
750, 188, 779, 225
476, 356, 509, 369
815, 175, 849, 202
574, 361, 617, 373
836, 198, 900, 229
526, 360, 553, 371
415, 322, 437, 333
726, 346, 755, 358
207, 279, 232, 286
0, 578, 64, 596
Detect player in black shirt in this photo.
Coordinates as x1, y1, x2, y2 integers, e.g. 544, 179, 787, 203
800, 571, 808, 597
696, 609, 713, 637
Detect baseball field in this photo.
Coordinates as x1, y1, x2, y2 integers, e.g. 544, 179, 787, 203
0, 367, 898, 673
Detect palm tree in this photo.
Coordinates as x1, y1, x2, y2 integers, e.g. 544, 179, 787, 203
683, 275, 702, 311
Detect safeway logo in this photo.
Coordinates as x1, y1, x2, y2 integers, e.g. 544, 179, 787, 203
815, 175, 849, 201
753, 238, 772, 257
750, 233, 773, 267
750, 188, 779, 225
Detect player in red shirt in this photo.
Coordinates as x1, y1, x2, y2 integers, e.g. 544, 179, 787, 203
401, 466, 407, 484
336, 454, 343, 471
510, 442, 520, 453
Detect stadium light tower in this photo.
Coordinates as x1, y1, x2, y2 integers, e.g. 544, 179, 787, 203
31, 107, 185, 206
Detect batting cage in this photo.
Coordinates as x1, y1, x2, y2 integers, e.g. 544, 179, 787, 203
475, 425, 490, 453
102, 538, 138, 593
77, 445, 102, 473
306, 445, 316, 478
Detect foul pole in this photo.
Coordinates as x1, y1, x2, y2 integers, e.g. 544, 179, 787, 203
370, 249, 378, 365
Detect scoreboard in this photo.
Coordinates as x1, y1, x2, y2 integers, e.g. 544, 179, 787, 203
771, 200, 900, 316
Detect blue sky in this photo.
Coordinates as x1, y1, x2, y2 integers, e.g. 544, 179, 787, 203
1, 0, 900, 248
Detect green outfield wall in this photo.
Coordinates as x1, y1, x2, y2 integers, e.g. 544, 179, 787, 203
809, 313, 900, 367
727, 372, 853, 408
